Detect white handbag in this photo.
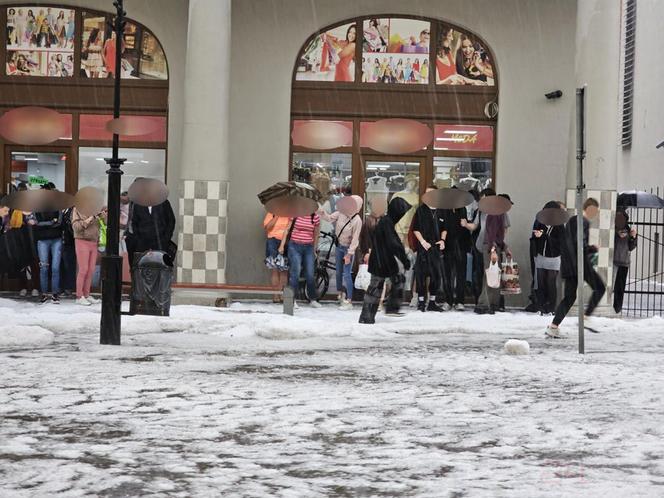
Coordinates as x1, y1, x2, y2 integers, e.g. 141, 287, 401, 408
485, 260, 501, 289
354, 264, 371, 290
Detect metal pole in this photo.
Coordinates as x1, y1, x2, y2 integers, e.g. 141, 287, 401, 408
576, 87, 586, 354
100, 0, 126, 345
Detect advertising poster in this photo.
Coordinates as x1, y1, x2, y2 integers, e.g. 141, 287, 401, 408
6, 6, 75, 76
363, 18, 430, 84
435, 22, 495, 86
139, 31, 167, 80
295, 23, 356, 82
81, 12, 141, 79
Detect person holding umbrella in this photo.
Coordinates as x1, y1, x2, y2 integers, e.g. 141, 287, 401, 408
613, 208, 637, 314
318, 194, 363, 310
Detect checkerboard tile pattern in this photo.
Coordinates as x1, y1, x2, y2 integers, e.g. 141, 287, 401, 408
177, 180, 229, 284
566, 189, 617, 306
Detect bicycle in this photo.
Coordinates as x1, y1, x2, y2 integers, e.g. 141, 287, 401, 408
300, 230, 336, 302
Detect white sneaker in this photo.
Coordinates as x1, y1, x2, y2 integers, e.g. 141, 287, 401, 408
545, 326, 564, 339
293, 301, 300, 310
310, 300, 322, 309
31, 289, 40, 297
77, 297, 91, 306
19, 289, 27, 297
442, 302, 452, 311
86, 296, 100, 305
339, 300, 353, 310
454, 303, 465, 311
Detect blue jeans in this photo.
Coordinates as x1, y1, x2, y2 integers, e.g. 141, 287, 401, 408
335, 245, 354, 298
37, 238, 62, 295
288, 242, 316, 300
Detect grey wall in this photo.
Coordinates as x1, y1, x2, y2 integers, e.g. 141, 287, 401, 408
228, 0, 578, 303
619, 0, 664, 192
0, 0, 189, 207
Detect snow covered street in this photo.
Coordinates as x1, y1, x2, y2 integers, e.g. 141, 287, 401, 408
1, 297, 663, 497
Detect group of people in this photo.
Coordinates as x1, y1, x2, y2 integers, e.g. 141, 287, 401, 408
0, 182, 175, 306
7, 8, 75, 49
264, 186, 637, 336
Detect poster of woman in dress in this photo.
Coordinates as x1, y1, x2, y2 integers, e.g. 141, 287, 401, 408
295, 23, 356, 82
435, 22, 495, 86
363, 18, 430, 84
6, 6, 75, 77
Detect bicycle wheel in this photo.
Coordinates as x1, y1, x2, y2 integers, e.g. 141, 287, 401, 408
305, 267, 329, 302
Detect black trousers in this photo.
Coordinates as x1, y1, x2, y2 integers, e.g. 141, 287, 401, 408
553, 268, 606, 326
471, 247, 484, 304
536, 268, 559, 313
443, 250, 466, 305
415, 250, 441, 299
613, 265, 629, 313
363, 273, 404, 312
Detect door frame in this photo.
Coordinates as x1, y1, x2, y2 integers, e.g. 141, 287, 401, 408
3, 144, 76, 195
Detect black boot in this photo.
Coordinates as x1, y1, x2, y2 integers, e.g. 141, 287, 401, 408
417, 300, 426, 312
427, 301, 444, 312
359, 303, 377, 324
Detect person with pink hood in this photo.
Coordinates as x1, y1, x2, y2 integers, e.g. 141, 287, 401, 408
319, 194, 363, 310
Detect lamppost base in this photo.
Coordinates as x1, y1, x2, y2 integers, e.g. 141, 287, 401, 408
100, 254, 123, 345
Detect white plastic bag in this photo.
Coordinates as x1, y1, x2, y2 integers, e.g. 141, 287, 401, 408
486, 260, 501, 289
354, 264, 371, 290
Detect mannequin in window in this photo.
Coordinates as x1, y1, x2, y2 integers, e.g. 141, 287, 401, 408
365, 174, 389, 218
391, 174, 419, 244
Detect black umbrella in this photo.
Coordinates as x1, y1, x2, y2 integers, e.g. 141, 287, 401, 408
258, 181, 322, 217
421, 188, 474, 209
617, 190, 664, 208
536, 208, 570, 226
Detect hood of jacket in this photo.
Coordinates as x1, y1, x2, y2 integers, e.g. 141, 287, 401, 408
387, 197, 411, 225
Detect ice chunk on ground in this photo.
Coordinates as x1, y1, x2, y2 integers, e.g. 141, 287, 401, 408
0, 325, 54, 348
504, 339, 530, 355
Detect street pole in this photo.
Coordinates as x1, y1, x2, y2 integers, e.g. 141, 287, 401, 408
576, 86, 586, 354
100, 0, 126, 345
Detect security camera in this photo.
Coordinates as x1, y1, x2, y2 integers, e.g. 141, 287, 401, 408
545, 90, 563, 100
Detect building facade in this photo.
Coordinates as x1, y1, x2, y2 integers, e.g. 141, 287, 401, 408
1, 0, 661, 309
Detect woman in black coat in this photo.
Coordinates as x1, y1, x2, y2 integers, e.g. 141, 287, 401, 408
532, 201, 566, 314
359, 197, 411, 323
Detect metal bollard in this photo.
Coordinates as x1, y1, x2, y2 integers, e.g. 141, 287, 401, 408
283, 287, 294, 316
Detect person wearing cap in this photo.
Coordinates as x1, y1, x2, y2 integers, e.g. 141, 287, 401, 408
33, 183, 64, 304
318, 194, 363, 310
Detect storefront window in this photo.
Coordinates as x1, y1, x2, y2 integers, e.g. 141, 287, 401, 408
433, 157, 493, 191
78, 147, 166, 195
10, 151, 66, 190
295, 23, 356, 82
6, 6, 76, 76
79, 114, 167, 142
362, 18, 430, 84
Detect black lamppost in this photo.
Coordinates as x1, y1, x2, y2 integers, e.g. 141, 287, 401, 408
100, 0, 126, 345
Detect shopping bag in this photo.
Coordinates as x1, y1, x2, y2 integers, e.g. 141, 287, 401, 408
485, 260, 501, 289
354, 264, 371, 290
500, 257, 522, 295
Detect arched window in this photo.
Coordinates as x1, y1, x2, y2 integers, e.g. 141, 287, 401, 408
290, 15, 498, 234
1, 5, 168, 199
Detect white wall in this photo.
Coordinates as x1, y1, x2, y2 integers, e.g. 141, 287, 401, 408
228, 0, 578, 302
618, 0, 664, 192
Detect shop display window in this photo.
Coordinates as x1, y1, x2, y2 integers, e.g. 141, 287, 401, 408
433, 156, 492, 192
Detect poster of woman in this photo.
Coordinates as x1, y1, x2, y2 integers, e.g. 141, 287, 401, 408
435, 22, 495, 86
296, 23, 356, 82
363, 18, 430, 84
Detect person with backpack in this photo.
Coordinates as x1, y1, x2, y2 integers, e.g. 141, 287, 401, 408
359, 197, 411, 323
411, 185, 446, 312
279, 213, 321, 308
319, 195, 363, 310
547, 197, 606, 337
531, 200, 566, 314
33, 184, 64, 304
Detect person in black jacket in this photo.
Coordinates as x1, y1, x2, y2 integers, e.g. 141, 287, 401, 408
548, 198, 606, 337
33, 184, 63, 303
412, 186, 446, 312
612, 208, 637, 313
125, 199, 176, 268
532, 200, 566, 314
441, 202, 471, 311
60, 207, 77, 296
359, 197, 411, 324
